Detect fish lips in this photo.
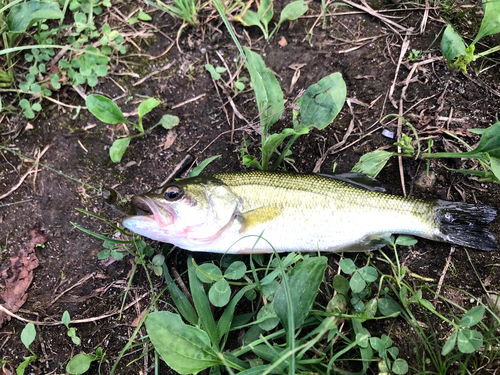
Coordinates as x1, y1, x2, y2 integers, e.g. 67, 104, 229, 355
127, 195, 174, 227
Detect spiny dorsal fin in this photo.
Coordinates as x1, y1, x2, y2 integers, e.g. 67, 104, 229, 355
319, 173, 386, 192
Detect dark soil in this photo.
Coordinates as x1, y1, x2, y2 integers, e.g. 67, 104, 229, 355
1, 1, 500, 374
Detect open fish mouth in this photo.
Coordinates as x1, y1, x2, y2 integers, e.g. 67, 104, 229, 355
131, 196, 174, 226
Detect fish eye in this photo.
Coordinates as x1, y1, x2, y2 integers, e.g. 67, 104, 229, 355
164, 186, 183, 201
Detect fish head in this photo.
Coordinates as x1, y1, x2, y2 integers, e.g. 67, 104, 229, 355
122, 176, 240, 248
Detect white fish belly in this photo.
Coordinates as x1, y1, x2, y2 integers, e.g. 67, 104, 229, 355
210, 200, 435, 253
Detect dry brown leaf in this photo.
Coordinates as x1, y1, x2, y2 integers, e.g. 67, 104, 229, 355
164, 129, 177, 149
0, 226, 46, 328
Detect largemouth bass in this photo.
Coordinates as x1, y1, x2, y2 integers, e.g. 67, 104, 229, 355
122, 171, 498, 253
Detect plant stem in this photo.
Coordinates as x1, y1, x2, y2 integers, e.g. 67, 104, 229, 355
271, 134, 299, 170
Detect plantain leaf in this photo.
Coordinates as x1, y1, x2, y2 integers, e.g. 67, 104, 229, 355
441, 24, 467, 62
244, 47, 284, 134
473, 0, 500, 44
86, 94, 127, 124
7, 1, 63, 34
273, 257, 327, 329
297, 72, 346, 130
351, 150, 394, 178
146, 311, 222, 374
109, 137, 131, 163
138, 98, 160, 119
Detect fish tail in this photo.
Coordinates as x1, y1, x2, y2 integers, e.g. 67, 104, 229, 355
434, 200, 498, 251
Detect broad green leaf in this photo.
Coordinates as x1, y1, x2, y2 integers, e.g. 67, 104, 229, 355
489, 155, 500, 181
7, 1, 63, 34
279, 0, 308, 24
16, 356, 37, 375
395, 235, 418, 246
356, 332, 370, 348
86, 94, 126, 124
262, 280, 280, 300
441, 330, 457, 355
463, 122, 500, 159
378, 297, 402, 316
62, 311, 71, 328
351, 150, 394, 178
239, 10, 267, 37
138, 98, 161, 119
327, 293, 347, 313
350, 272, 366, 293
242, 155, 263, 170
339, 258, 356, 274
93, 64, 107, 77
359, 266, 378, 283
258, 0, 273, 29
459, 305, 485, 328
297, 72, 346, 130
332, 274, 349, 295
457, 329, 483, 353
196, 263, 222, 283
138, 10, 152, 21
261, 127, 308, 168
21, 323, 36, 349
441, 24, 467, 62
224, 261, 247, 280
473, 0, 500, 44
188, 155, 221, 178
157, 114, 180, 129
209, 279, 231, 307
257, 303, 280, 331
388, 346, 399, 360
146, 311, 222, 374
188, 258, 219, 348
205, 64, 221, 80
392, 358, 409, 374
273, 256, 328, 329
152, 254, 165, 266
66, 353, 96, 375
364, 298, 378, 317
244, 47, 284, 134
109, 137, 131, 163
196, 263, 222, 284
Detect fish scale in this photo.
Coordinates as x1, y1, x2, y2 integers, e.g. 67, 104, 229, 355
122, 171, 498, 253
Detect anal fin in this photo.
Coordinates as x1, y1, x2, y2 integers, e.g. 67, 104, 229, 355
339, 233, 392, 252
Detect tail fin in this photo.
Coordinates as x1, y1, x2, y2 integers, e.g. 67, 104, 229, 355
434, 200, 498, 251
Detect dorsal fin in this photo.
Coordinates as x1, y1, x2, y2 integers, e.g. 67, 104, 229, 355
319, 173, 386, 192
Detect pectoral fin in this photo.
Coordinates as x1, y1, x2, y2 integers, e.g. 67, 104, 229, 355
238, 205, 282, 233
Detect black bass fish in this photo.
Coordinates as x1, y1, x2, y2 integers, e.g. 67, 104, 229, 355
122, 171, 498, 253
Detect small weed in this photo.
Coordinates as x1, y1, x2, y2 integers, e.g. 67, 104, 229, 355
352, 116, 500, 183
441, 1, 500, 73
85, 95, 180, 162
236, 0, 309, 40
62, 311, 81, 345
66, 347, 104, 375
145, 0, 200, 27
17, 323, 37, 375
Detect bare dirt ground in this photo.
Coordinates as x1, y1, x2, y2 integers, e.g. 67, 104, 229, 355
1, 0, 500, 374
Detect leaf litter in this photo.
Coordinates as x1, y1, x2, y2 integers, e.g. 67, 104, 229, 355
0, 226, 46, 328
